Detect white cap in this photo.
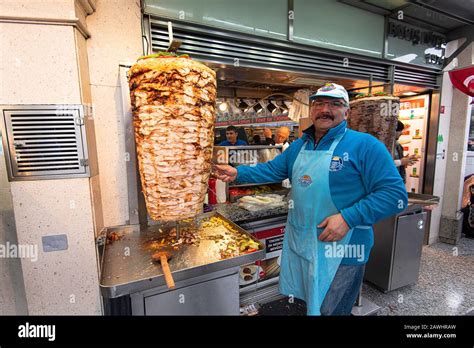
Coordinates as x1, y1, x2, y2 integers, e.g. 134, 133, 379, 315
309, 83, 349, 105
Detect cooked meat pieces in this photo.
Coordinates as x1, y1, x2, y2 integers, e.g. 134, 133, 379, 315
348, 96, 399, 153
129, 57, 217, 221
106, 232, 123, 244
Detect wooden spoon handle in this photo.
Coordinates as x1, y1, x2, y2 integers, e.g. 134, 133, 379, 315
160, 255, 175, 289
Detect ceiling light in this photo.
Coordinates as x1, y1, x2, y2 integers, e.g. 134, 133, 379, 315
403, 92, 417, 96
279, 101, 289, 114
253, 101, 264, 113
238, 99, 248, 111
267, 101, 278, 113
218, 100, 228, 111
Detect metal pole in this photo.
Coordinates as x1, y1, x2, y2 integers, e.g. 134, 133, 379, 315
368, 74, 373, 95
287, 0, 294, 41
382, 15, 389, 59
388, 66, 395, 95
356, 282, 363, 306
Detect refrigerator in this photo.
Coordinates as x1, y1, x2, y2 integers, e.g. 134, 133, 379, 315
398, 95, 430, 193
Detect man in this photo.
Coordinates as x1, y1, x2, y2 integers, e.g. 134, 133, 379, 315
252, 134, 262, 145
393, 120, 418, 183
275, 126, 291, 151
218, 125, 248, 146
263, 128, 275, 145
275, 126, 291, 188
213, 83, 408, 315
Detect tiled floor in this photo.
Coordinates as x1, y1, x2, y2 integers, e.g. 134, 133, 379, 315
362, 236, 474, 316
258, 236, 474, 316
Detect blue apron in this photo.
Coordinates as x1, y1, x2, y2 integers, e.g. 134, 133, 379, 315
279, 130, 354, 315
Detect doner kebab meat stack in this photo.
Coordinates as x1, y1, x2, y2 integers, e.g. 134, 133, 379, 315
348, 95, 400, 154
128, 53, 217, 221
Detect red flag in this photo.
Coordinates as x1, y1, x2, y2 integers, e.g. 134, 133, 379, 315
449, 66, 474, 104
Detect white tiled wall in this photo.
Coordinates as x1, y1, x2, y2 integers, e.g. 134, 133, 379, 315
0, 23, 81, 104
0, 145, 27, 314
85, 0, 143, 227
0, 0, 102, 314
0, 0, 76, 19
430, 41, 474, 244
10, 179, 101, 315
430, 72, 453, 244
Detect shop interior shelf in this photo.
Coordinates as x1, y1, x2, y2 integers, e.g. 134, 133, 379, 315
230, 182, 283, 188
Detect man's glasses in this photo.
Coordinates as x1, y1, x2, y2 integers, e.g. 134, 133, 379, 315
311, 100, 347, 109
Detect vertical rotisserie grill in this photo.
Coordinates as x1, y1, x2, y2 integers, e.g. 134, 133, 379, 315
348, 96, 400, 154
128, 55, 217, 221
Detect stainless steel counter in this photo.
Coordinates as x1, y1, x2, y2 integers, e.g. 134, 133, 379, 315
212, 201, 288, 224
365, 192, 439, 293
99, 212, 265, 299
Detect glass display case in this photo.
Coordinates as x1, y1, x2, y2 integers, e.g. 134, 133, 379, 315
212, 145, 289, 306
213, 145, 286, 201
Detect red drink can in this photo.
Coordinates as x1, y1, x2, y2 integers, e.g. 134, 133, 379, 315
208, 178, 217, 205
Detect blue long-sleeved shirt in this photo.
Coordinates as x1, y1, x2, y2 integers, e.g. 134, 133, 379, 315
218, 139, 248, 146
237, 120, 408, 264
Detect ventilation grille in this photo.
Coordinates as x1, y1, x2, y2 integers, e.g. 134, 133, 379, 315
150, 19, 389, 82
394, 66, 440, 88
148, 18, 440, 88
1, 105, 90, 181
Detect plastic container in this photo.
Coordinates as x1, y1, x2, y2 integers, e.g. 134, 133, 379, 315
216, 179, 227, 203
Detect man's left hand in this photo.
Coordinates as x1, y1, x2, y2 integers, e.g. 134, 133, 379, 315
318, 214, 350, 242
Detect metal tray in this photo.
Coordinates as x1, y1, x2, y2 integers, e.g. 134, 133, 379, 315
98, 211, 265, 298
407, 192, 440, 206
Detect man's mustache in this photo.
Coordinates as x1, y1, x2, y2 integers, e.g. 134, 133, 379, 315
316, 114, 335, 120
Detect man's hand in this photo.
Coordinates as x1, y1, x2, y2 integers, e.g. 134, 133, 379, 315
317, 214, 350, 242
401, 155, 418, 166
212, 164, 237, 183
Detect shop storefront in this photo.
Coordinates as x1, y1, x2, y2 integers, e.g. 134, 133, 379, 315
0, 0, 473, 320
120, 2, 444, 311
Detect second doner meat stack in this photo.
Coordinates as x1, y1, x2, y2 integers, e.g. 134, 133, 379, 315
129, 55, 217, 221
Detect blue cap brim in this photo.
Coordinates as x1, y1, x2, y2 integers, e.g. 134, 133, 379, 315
309, 93, 345, 101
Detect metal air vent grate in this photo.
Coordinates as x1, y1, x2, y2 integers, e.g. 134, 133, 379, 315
147, 18, 440, 89
0, 105, 90, 181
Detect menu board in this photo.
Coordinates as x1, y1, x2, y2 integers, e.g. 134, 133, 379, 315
216, 113, 291, 126
398, 95, 430, 193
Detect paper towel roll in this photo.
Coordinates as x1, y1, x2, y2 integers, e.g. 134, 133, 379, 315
216, 179, 227, 203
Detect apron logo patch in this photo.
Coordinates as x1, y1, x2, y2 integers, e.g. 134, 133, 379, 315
329, 156, 344, 172
298, 175, 313, 187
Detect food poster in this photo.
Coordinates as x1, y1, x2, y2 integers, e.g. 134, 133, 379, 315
398, 95, 430, 193
239, 226, 285, 287
239, 256, 281, 287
